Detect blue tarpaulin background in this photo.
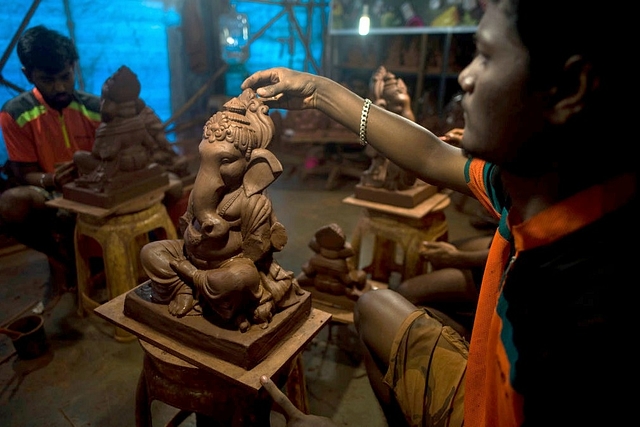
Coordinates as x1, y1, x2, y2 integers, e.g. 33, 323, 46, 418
0, 0, 328, 166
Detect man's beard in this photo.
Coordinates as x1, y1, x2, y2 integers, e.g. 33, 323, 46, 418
47, 93, 73, 110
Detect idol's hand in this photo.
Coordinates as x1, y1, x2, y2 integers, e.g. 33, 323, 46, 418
170, 259, 198, 282
53, 161, 78, 188
241, 67, 319, 111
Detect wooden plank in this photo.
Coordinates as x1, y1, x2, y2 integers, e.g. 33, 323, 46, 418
302, 280, 388, 324
342, 192, 451, 219
353, 183, 438, 208
310, 300, 354, 324
46, 185, 169, 218
95, 290, 331, 391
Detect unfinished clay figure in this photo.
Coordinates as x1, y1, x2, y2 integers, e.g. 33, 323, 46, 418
296, 223, 367, 299
71, 66, 188, 197
360, 66, 418, 191
139, 89, 303, 332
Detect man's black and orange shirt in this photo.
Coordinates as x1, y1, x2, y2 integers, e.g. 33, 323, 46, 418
463, 157, 637, 427
0, 87, 100, 173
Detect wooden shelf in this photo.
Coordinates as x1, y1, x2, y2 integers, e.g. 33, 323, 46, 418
329, 25, 478, 36
326, 1, 480, 117
333, 63, 462, 78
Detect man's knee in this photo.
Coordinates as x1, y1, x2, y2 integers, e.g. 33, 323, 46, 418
354, 288, 389, 330
356, 289, 415, 326
355, 289, 418, 354
0, 186, 43, 222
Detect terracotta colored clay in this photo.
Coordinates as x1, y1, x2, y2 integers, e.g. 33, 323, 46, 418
138, 89, 305, 332
360, 66, 418, 191
296, 223, 367, 299
65, 66, 189, 207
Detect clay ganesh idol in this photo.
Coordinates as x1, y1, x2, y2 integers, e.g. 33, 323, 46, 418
296, 223, 367, 299
67, 65, 189, 206
360, 66, 418, 191
139, 89, 303, 332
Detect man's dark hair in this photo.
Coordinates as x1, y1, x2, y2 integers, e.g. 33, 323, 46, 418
17, 25, 78, 74
488, 0, 634, 182
499, 0, 625, 100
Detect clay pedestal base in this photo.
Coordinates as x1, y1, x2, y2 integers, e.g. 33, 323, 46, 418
354, 182, 438, 208
63, 166, 169, 209
123, 281, 312, 370
94, 287, 330, 427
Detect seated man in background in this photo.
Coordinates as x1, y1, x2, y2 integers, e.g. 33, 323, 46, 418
1, 26, 189, 299
394, 127, 493, 338
0, 25, 101, 283
395, 235, 492, 339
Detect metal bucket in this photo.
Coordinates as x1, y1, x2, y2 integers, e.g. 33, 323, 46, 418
6, 314, 48, 360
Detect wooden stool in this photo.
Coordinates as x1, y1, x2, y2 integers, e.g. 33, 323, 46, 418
344, 193, 450, 283
94, 292, 331, 427
136, 341, 307, 427
75, 201, 177, 341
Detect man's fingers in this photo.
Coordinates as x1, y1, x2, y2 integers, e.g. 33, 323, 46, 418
260, 375, 303, 418
242, 69, 282, 93
256, 85, 284, 102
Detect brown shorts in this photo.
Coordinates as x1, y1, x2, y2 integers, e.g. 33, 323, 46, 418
383, 309, 469, 427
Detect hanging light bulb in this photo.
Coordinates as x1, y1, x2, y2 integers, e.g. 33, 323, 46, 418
358, 4, 370, 35
219, 2, 250, 64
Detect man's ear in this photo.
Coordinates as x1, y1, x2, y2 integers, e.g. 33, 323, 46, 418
21, 67, 33, 84
545, 55, 598, 125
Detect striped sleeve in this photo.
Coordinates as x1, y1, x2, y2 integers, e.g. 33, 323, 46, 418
464, 158, 502, 219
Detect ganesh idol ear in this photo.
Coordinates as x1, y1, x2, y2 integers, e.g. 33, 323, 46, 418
243, 148, 283, 196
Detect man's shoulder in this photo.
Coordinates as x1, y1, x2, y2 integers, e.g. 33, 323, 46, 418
513, 197, 637, 292
73, 90, 101, 113
1, 90, 39, 119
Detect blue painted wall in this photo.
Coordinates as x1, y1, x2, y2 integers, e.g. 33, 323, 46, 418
0, 0, 328, 165
236, 1, 327, 74
226, 1, 328, 96
0, 0, 179, 165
